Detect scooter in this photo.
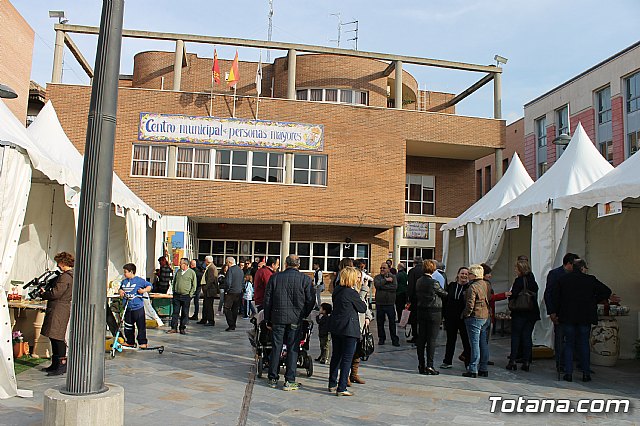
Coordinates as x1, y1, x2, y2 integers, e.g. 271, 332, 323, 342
110, 294, 164, 358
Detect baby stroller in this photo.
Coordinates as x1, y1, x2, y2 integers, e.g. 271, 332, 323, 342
249, 317, 314, 378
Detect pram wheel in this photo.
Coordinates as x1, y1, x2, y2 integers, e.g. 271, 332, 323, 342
306, 356, 313, 377
257, 355, 264, 378
158, 346, 164, 355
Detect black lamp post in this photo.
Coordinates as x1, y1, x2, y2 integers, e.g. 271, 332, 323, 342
65, 0, 124, 395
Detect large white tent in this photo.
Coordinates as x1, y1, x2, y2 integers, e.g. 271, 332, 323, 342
441, 153, 533, 272
0, 100, 161, 399
481, 123, 613, 348
553, 151, 640, 359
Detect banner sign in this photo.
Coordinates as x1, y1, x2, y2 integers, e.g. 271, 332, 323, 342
597, 201, 622, 218
138, 112, 324, 151
506, 215, 520, 230
455, 226, 465, 238
404, 221, 429, 240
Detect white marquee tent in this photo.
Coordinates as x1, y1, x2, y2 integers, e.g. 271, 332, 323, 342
480, 123, 613, 348
441, 153, 533, 273
553, 150, 640, 358
0, 100, 161, 399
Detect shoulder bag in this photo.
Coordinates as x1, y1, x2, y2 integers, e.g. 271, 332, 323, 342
508, 277, 535, 312
358, 324, 375, 361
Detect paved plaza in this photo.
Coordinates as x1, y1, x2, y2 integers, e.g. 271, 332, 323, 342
1, 304, 639, 425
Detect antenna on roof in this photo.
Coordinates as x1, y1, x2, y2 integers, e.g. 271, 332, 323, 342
342, 19, 358, 50
329, 13, 341, 47
267, 0, 274, 62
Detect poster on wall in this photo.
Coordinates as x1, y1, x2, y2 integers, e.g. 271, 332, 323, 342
597, 201, 622, 218
404, 221, 429, 240
139, 112, 324, 151
167, 231, 185, 266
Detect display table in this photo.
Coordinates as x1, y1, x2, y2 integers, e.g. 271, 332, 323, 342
591, 315, 620, 367
8, 299, 51, 358
494, 312, 511, 336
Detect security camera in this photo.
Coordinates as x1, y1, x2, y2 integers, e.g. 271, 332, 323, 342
494, 55, 508, 65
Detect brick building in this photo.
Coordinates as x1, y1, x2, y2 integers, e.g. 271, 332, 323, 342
46, 26, 505, 274
0, 0, 34, 122
524, 41, 640, 179
475, 118, 524, 198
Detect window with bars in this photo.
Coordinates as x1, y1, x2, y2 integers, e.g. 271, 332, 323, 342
215, 149, 247, 181
176, 147, 210, 179
400, 247, 434, 269
596, 87, 612, 124
296, 88, 368, 106
626, 72, 640, 113
251, 151, 284, 183
405, 175, 435, 215
293, 154, 327, 186
131, 145, 168, 177
536, 116, 547, 147
556, 106, 569, 136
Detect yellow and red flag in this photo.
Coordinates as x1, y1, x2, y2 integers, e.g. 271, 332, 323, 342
212, 49, 221, 85
227, 50, 240, 88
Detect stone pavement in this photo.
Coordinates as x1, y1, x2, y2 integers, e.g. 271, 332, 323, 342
1, 304, 639, 425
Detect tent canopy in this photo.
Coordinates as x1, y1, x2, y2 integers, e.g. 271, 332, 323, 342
485, 123, 613, 220
554, 151, 640, 210
441, 153, 533, 231
27, 101, 160, 221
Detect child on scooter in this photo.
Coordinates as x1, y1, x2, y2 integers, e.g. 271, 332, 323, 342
119, 263, 152, 348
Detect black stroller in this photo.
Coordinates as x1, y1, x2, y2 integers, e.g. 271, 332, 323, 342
249, 317, 314, 378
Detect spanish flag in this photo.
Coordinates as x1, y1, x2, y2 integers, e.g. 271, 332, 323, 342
212, 49, 221, 85
227, 50, 240, 88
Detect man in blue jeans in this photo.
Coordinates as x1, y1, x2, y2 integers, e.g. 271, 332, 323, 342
374, 263, 399, 346
264, 255, 315, 391
462, 264, 491, 378
550, 258, 617, 382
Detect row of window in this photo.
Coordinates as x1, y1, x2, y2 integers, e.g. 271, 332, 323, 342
131, 145, 327, 186
534, 71, 640, 175
197, 239, 370, 272
405, 175, 435, 215
296, 88, 368, 106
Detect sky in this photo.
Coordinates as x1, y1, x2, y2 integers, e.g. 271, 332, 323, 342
12, 0, 640, 123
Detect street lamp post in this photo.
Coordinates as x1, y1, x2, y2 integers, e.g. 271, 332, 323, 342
65, 0, 124, 396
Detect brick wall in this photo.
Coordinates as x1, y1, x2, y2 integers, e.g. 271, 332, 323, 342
0, 0, 34, 122
571, 108, 595, 141
523, 133, 536, 179
475, 118, 524, 190
611, 95, 625, 165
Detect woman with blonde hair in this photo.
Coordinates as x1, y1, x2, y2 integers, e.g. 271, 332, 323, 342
348, 268, 373, 385
506, 259, 540, 372
328, 266, 367, 396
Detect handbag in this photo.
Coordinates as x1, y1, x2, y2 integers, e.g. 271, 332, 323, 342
399, 305, 411, 328
508, 277, 535, 312
358, 324, 375, 361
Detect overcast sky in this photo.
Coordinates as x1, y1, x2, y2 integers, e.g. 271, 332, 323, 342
12, 0, 640, 123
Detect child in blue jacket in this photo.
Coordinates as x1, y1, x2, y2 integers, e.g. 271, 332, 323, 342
119, 263, 152, 348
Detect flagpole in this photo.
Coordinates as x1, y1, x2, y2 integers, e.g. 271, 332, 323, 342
256, 95, 260, 120
210, 74, 214, 117
232, 85, 237, 118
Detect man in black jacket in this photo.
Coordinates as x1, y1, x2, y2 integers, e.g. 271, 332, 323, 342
406, 256, 424, 344
550, 259, 615, 383
264, 255, 315, 391
224, 257, 245, 331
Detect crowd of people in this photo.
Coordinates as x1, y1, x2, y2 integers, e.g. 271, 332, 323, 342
36, 249, 620, 390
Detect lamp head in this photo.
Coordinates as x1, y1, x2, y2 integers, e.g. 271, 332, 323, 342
0, 83, 18, 99
552, 133, 572, 146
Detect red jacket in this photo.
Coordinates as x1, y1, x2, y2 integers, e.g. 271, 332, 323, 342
253, 266, 275, 306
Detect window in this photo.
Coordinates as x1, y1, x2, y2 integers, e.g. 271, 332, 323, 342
629, 130, 640, 156
626, 72, 640, 113
400, 247, 434, 269
538, 161, 548, 177
405, 175, 435, 215
197, 240, 369, 272
596, 87, 612, 124
476, 169, 483, 200
131, 145, 168, 177
296, 88, 368, 106
293, 154, 327, 186
252, 151, 284, 182
215, 149, 247, 181
556, 106, 569, 136
503, 158, 509, 173
535, 117, 547, 147
599, 140, 614, 163
484, 165, 492, 195
176, 147, 210, 179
